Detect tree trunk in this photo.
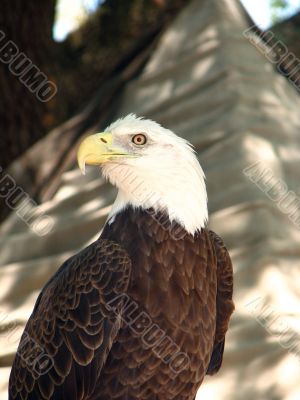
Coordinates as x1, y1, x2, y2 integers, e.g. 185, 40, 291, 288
0, 0, 57, 170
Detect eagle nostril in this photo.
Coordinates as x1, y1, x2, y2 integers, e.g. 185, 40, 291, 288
100, 138, 107, 144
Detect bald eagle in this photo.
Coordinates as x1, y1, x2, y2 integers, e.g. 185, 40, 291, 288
9, 115, 234, 400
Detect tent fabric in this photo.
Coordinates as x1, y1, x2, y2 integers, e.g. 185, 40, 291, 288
1, 0, 300, 398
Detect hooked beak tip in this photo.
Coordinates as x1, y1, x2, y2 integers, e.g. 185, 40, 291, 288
78, 159, 86, 175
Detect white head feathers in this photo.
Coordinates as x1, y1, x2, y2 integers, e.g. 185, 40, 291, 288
102, 114, 208, 235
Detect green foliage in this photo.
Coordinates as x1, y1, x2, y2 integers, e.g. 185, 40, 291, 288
270, 0, 289, 9
270, 0, 291, 23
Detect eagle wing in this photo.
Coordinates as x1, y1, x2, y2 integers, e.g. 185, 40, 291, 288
9, 239, 131, 400
206, 231, 234, 375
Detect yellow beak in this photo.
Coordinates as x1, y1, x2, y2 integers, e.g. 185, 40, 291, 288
77, 132, 131, 174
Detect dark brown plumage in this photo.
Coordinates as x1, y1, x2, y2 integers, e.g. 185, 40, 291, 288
9, 207, 234, 400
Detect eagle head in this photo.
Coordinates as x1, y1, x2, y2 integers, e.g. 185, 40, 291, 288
77, 114, 208, 234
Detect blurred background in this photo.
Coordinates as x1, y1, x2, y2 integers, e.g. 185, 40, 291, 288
1, 0, 300, 398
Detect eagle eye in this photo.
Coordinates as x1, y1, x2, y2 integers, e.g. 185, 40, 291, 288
132, 134, 147, 146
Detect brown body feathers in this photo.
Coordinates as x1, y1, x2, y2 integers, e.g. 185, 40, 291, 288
9, 207, 234, 399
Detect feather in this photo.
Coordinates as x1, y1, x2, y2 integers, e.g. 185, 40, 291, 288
9, 208, 234, 400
